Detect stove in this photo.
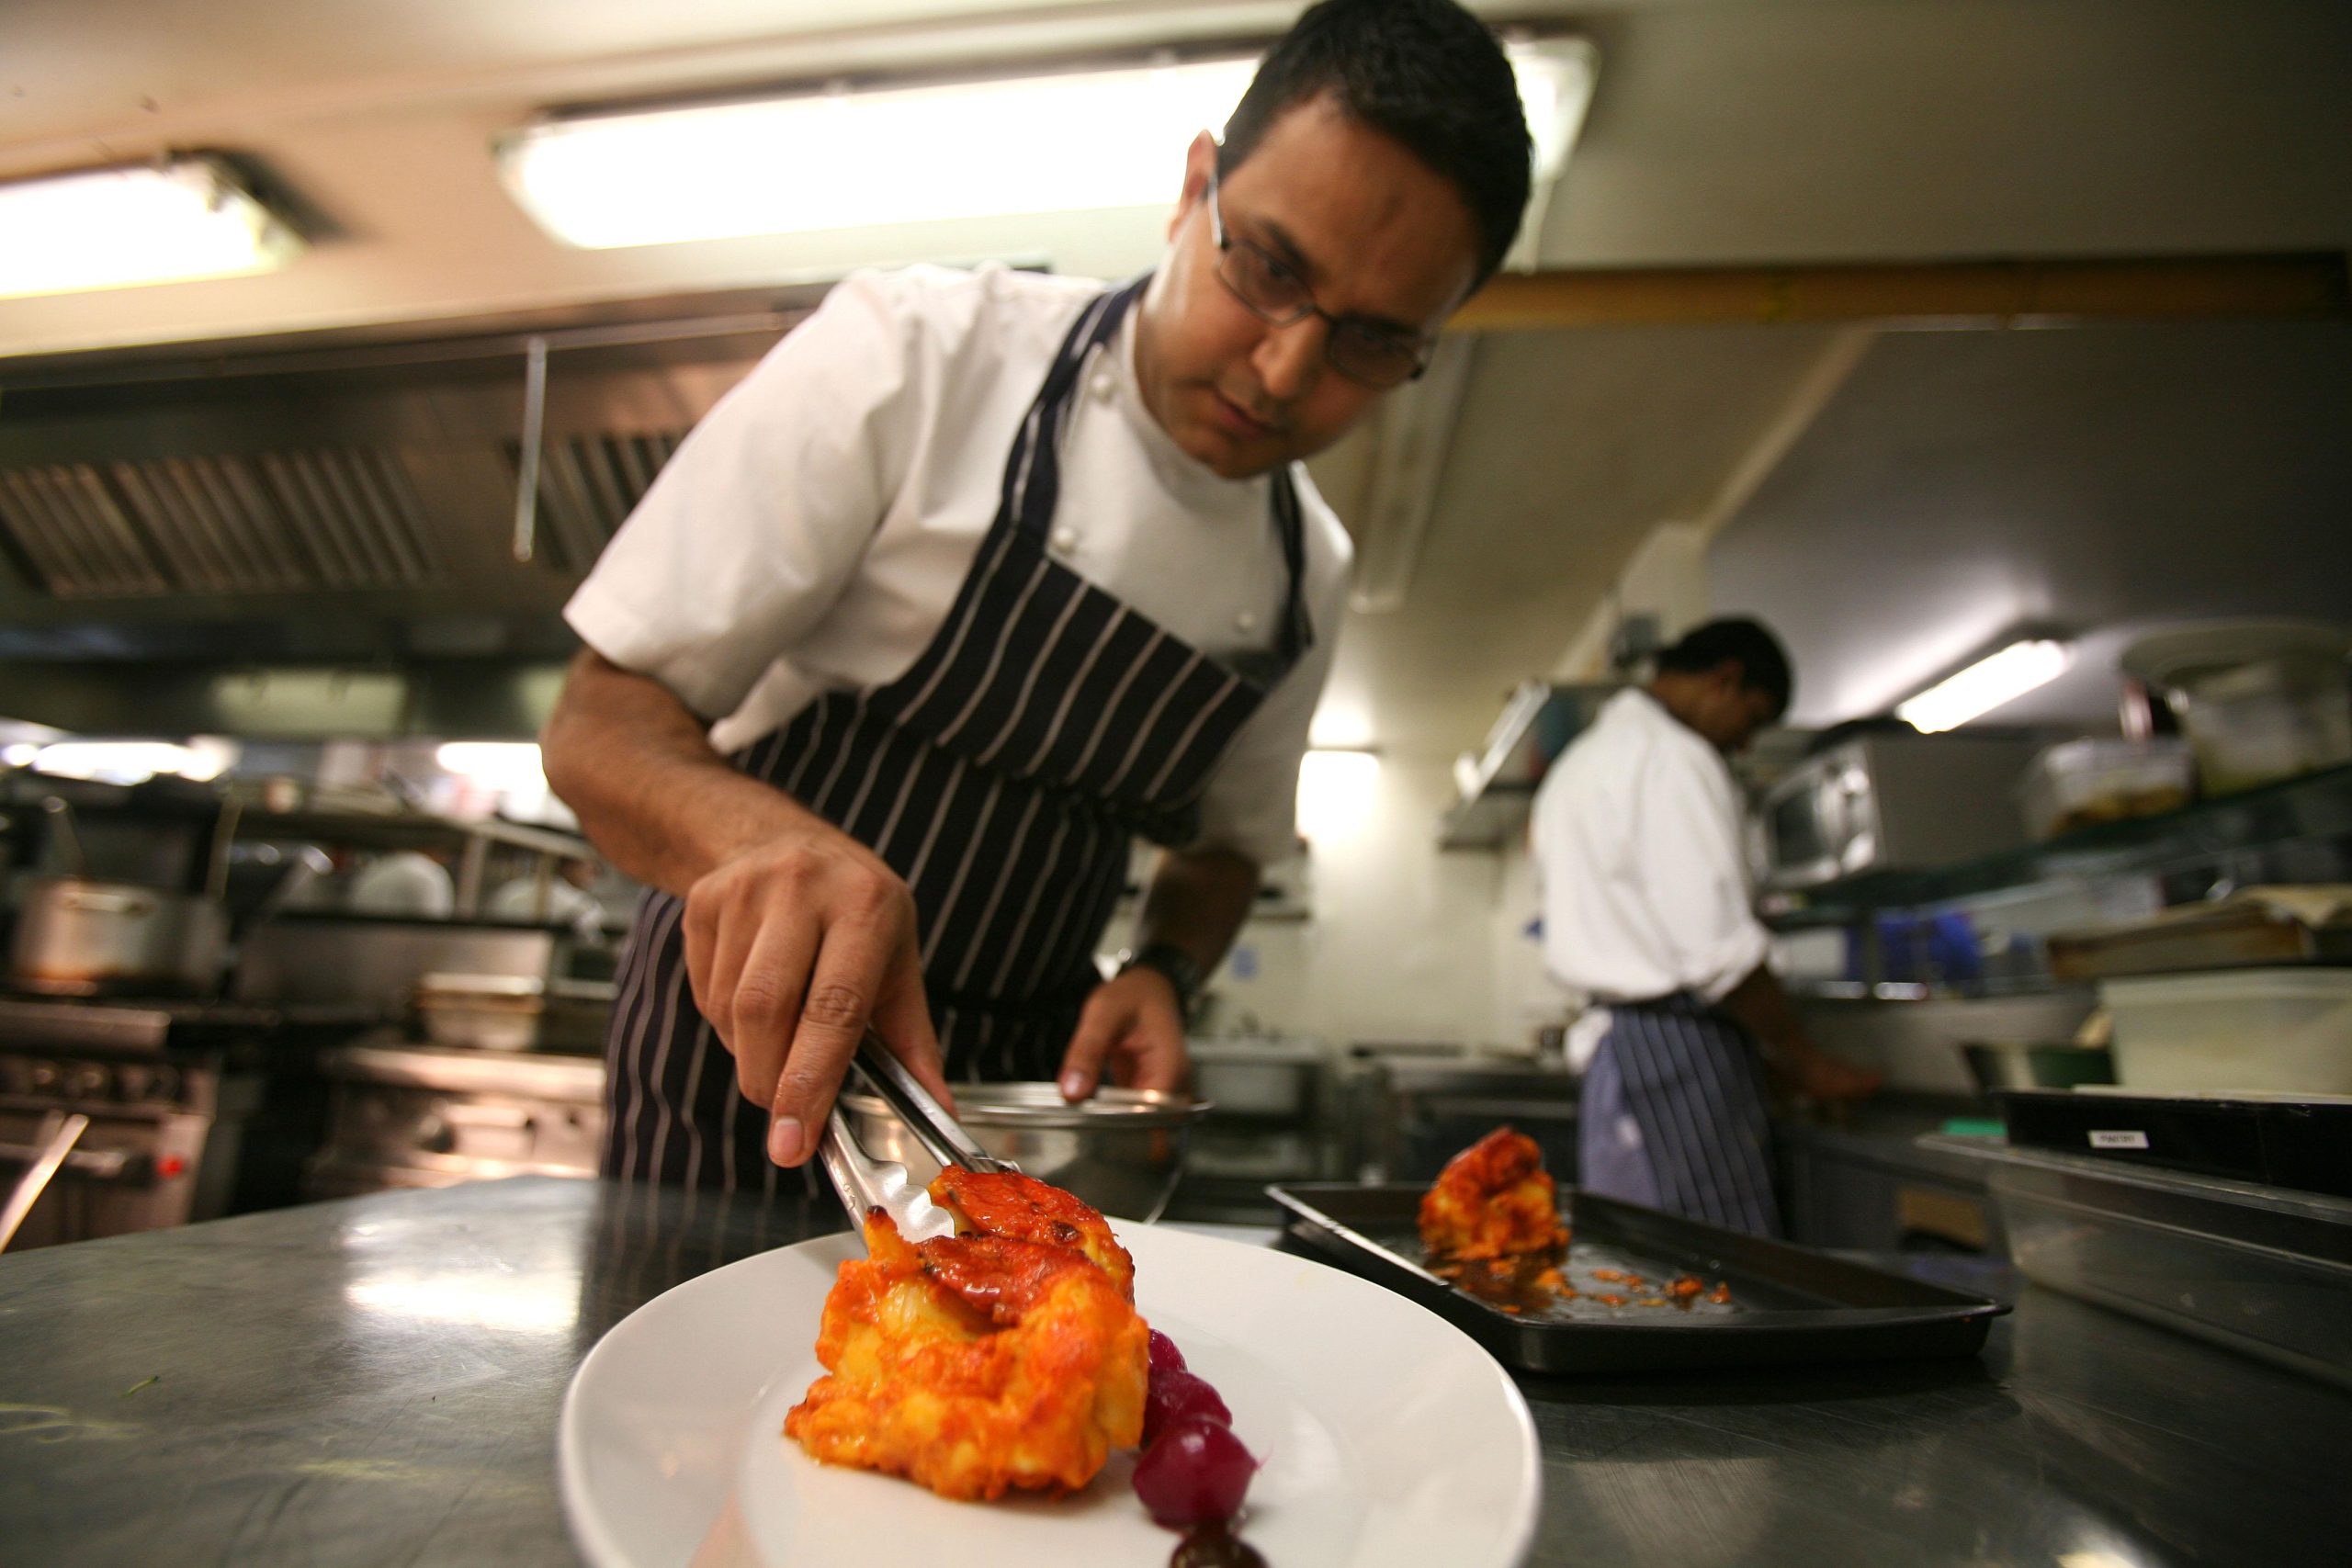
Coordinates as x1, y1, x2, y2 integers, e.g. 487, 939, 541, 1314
306, 1037, 606, 1198
0, 994, 380, 1250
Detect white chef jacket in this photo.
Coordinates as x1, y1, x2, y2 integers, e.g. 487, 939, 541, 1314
1531, 688, 1772, 1005
565, 264, 1350, 868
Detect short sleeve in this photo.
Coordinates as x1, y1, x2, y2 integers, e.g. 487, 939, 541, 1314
1185, 615, 1336, 866
562, 273, 922, 720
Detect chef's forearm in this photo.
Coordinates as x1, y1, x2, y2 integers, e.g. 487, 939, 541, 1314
540, 649, 828, 897
1134, 846, 1261, 974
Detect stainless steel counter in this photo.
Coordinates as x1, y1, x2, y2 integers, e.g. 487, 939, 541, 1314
3, 1177, 2347, 1564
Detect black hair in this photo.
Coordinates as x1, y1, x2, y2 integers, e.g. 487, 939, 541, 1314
1219, 0, 1532, 287
1655, 618, 1794, 717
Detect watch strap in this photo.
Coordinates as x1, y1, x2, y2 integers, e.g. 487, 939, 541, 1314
1119, 942, 1203, 1020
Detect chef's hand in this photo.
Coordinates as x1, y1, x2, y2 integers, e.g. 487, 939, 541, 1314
1776, 1044, 1883, 1117
1058, 969, 1190, 1101
681, 822, 955, 1167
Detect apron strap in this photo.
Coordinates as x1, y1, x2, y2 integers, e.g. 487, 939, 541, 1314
1002, 275, 1315, 674
1001, 281, 1141, 539
1269, 464, 1311, 667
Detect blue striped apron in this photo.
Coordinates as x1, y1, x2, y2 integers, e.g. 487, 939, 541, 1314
1578, 993, 1782, 1237
601, 278, 1311, 1190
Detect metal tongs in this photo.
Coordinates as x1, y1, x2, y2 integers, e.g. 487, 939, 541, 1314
818, 1032, 1018, 1243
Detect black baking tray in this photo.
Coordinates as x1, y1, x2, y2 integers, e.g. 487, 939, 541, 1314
1268, 1183, 2007, 1375
1996, 1089, 2352, 1198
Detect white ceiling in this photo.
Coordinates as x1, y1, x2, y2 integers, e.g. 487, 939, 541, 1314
1709, 320, 2352, 731
4, 0, 2349, 759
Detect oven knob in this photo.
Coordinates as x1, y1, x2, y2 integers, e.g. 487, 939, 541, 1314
67, 1063, 110, 1100
115, 1065, 155, 1101
28, 1059, 61, 1093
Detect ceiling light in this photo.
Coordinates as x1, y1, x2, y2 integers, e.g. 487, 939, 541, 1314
0, 156, 304, 299
26, 739, 236, 784
499, 39, 1596, 251
435, 741, 547, 790
1296, 749, 1382, 842
1896, 639, 2072, 733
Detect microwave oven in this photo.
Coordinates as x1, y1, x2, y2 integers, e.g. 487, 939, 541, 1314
1750, 734, 2042, 890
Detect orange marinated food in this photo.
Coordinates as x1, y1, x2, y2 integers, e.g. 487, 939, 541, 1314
785, 1171, 1148, 1502
1418, 1126, 1571, 1262
930, 1167, 1136, 1300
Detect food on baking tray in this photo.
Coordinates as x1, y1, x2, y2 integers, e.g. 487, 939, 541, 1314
1419, 1130, 1738, 1317
1417, 1125, 1571, 1261
784, 1169, 1148, 1501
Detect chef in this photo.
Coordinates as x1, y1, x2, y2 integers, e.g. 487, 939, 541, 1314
540, 0, 1535, 1190
1531, 619, 1881, 1236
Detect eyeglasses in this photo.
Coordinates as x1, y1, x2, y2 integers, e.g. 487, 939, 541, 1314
1204, 173, 1432, 389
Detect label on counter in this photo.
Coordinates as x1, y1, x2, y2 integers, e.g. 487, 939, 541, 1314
2088, 1129, 2151, 1150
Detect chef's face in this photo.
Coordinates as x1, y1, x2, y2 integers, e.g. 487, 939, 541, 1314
1135, 95, 1484, 479
1688, 664, 1782, 755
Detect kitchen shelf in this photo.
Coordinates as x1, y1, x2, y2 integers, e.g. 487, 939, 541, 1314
1439, 680, 1619, 850
1766, 761, 2352, 927
224, 802, 589, 861
3, 769, 592, 920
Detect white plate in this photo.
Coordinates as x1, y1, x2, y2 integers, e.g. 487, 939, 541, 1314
560, 1224, 1539, 1568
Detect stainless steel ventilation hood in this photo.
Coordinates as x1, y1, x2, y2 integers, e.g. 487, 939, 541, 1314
0, 285, 825, 737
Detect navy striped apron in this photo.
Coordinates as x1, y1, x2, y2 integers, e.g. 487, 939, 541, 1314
601, 278, 1311, 1190
1577, 993, 1782, 1237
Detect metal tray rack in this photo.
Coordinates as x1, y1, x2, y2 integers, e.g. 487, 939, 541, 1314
1924, 1133, 2352, 1390
1269, 1182, 2007, 1375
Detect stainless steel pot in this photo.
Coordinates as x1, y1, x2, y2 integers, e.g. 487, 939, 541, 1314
7, 796, 327, 998
838, 1082, 1209, 1222
10, 876, 230, 996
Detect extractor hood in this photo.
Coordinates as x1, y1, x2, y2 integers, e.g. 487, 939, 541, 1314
0, 285, 824, 735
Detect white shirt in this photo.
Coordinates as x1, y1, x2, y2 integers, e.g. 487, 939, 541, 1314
565, 264, 1350, 867
484, 877, 601, 929
1531, 689, 1771, 1005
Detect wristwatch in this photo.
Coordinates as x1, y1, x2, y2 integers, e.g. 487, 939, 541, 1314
1116, 942, 1204, 1022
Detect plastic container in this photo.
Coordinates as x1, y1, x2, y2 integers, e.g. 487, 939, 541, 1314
2123, 622, 2352, 795
2016, 738, 2195, 840
2100, 968, 2352, 1093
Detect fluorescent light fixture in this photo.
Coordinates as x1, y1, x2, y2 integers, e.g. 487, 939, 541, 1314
435, 741, 547, 790
1296, 748, 1381, 842
27, 739, 237, 784
1896, 639, 2071, 733
500, 39, 1595, 250
0, 156, 304, 299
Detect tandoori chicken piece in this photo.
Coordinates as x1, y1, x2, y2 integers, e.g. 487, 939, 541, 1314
1417, 1125, 1571, 1261
786, 1185, 1148, 1501
929, 1167, 1136, 1299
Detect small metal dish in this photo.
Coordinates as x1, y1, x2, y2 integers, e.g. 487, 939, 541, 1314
838, 1081, 1211, 1222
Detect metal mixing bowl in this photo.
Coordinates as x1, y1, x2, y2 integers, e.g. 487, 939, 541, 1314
837, 1081, 1211, 1221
